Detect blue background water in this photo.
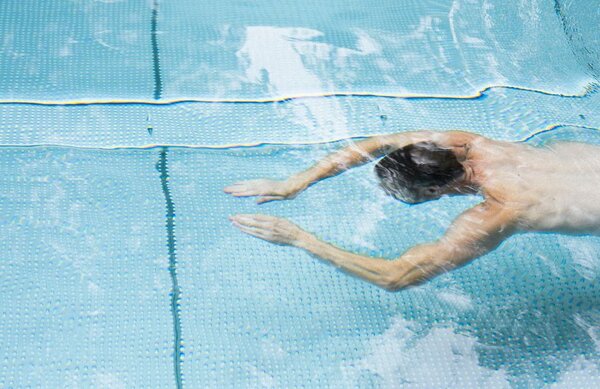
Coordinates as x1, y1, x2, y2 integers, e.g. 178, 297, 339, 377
0, 0, 599, 388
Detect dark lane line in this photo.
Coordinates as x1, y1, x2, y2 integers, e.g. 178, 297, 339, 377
151, 0, 163, 100
157, 147, 184, 389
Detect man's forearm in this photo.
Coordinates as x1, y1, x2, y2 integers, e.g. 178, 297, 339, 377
287, 131, 437, 190
294, 232, 400, 289
295, 234, 465, 291
229, 213, 468, 291
287, 136, 392, 190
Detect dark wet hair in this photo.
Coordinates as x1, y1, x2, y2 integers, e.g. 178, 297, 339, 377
374, 142, 464, 203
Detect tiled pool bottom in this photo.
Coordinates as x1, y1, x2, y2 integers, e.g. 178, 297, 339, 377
1, 143, 598, 388
0, 0, 598, 386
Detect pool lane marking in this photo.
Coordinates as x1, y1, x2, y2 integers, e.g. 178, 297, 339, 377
157, 147, 184, 389
151, 0, 163, 100
0, 83, 596, 106
0, 124, 597, 151
519, 123, 599, 143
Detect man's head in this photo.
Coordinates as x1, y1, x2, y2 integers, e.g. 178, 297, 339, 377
374, 142, 465, 204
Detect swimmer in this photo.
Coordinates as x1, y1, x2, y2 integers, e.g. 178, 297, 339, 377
224, 131, 600, 291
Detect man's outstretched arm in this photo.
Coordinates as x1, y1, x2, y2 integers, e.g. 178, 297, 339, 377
224, 131, 476, 203
230, 201, 516, 291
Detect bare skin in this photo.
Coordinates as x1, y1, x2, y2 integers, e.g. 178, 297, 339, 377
224, 130, 600, 291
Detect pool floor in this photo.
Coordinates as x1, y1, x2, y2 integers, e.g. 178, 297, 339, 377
0, 0, 599, 388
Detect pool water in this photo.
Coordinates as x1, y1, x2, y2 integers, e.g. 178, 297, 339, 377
0, 1, 599, 388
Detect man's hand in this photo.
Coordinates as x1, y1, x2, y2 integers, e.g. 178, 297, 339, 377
224, 179, 303, 204
230, 214, 307, 245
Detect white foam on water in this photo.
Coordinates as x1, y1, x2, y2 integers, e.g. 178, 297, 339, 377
558, 236, 600, 281
437, 289, 474, 311
549, 357, 600, 388
573, 312, 600, 353
92, 373, 126, 389
342, 315, 511, 388
244, 363, 278, 389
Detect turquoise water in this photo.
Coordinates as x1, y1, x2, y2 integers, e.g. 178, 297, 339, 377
0, 1, 599, 388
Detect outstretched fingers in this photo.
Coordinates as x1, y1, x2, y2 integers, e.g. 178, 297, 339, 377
224, 181, 261, 197
223, 182, 245, 193
230, 214, 275, 241
256, 196, 284, 204
231, 214, 276, 226
224, 179, 292, 203
229, 214, 302, 245
231, 221, 272, 240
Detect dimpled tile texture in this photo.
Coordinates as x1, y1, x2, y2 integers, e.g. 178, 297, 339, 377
0, 88, 599, 147
0, 148, 174, 387
0, 0, 599, 389
0, 0, 153, 101
0, 0, 595, 102
168, 135, 600, 388
158, 0, 591, 99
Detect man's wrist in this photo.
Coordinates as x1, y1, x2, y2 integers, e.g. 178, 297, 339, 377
285, 176, 307, 195
294, 231, 318, 250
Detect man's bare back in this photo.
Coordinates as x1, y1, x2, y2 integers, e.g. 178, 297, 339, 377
470, 138, 600, 234
224, 131, 600, 291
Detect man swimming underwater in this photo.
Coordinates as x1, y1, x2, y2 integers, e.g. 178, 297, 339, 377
224, 130, 600, 291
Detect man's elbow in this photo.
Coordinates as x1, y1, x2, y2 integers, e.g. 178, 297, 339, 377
378, 257, 450, 292
380, 281, 407, 292
378, 274, 417, 292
